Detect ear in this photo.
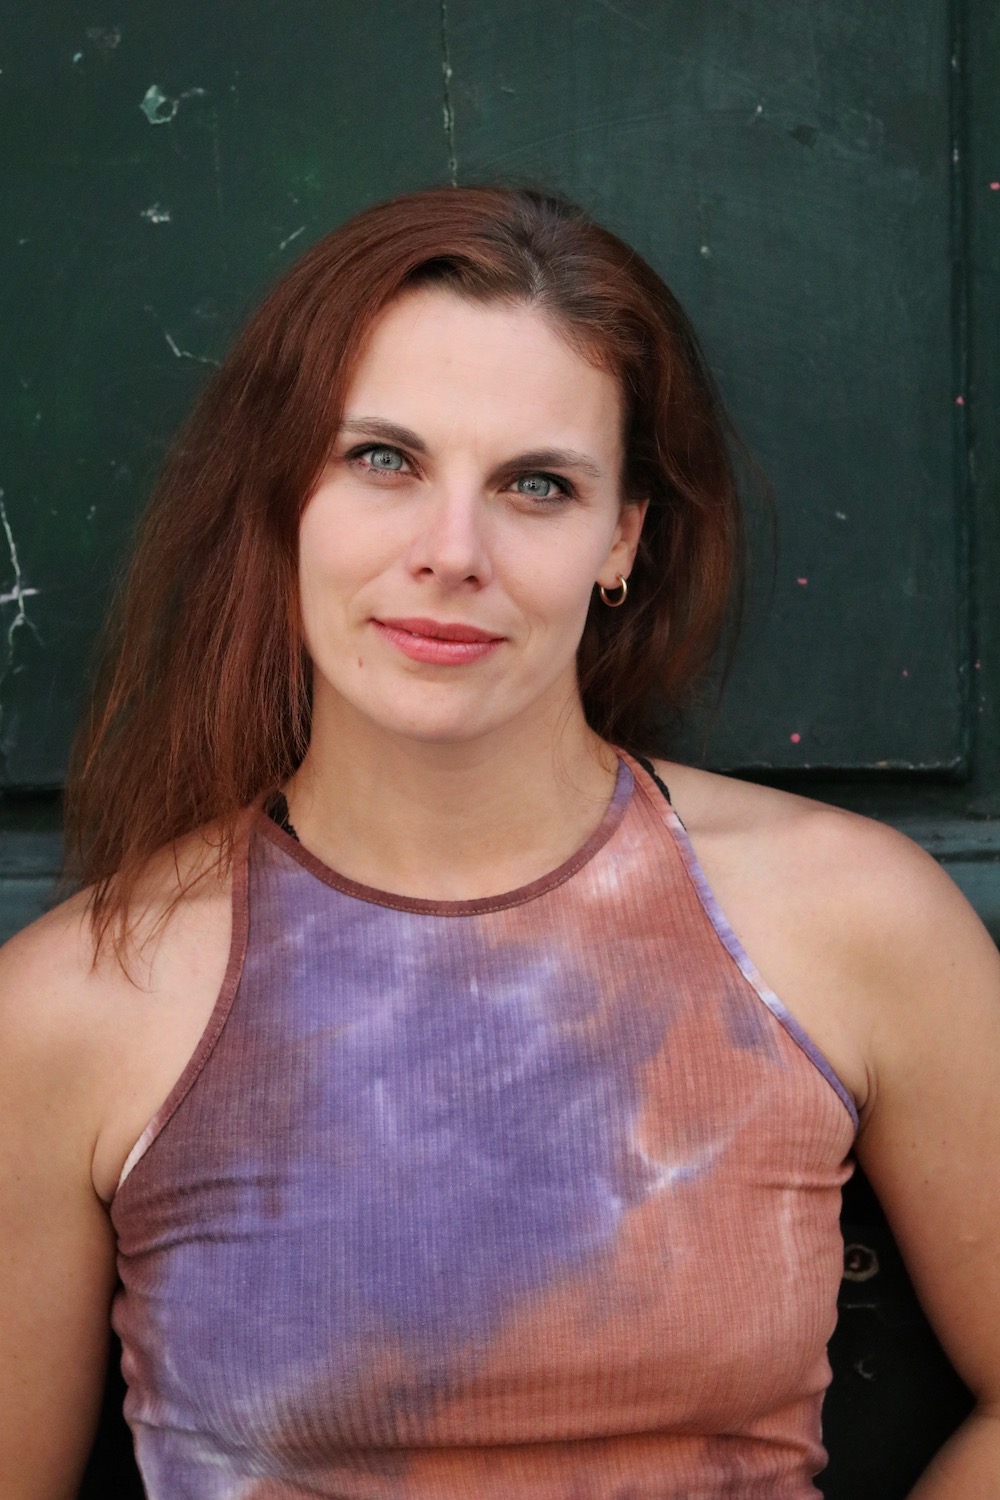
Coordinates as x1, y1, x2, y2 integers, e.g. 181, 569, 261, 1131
598, 498, 649, 588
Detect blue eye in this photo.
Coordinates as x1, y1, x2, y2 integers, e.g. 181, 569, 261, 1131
366, 446, 404, 471
515, 473, 568, 501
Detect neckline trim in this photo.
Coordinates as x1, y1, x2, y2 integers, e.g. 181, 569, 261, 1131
254, 755, 635, 917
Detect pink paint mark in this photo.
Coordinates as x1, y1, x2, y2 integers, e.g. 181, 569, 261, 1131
975, 660, 982, 670
991, 181, 1000, 191
790, 732, 801, 744
956, 394, 965, 406
902, 669, 909, 678
796, 577, 808, 586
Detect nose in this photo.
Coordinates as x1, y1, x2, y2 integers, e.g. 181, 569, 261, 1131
405, 483, 494, 591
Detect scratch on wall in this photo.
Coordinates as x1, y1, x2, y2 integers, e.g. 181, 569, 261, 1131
0, 493, 40, 653
592, 0, 650, 32
0, 490, 42, 758
163, 331, 219, 367
279, 225, 305, 251
439, 0, 458, 185
145, 306, 220, 367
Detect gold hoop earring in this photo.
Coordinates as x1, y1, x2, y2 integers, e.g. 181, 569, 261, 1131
599, 574, 628, 608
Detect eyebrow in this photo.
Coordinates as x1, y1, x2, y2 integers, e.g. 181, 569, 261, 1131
338, 416, 605, 481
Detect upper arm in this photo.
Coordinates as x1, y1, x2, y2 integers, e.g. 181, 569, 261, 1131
850, 832, 1000, 1410
0, 907, 119, 1499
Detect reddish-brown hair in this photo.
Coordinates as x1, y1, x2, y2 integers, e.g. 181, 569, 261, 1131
64, 184, 743, 946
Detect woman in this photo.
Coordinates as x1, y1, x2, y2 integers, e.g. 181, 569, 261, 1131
1, 186, 998, 1499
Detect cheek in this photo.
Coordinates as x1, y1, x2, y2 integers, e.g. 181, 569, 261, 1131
504, 525, 615, 621
298, 494, 388, 609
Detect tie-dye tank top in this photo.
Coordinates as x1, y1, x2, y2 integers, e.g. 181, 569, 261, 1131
110, 753, 857, 1499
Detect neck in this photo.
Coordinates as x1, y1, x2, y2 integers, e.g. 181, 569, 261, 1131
285, 697, 620, 901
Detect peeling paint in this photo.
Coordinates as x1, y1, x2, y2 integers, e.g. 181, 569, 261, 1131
141, 84, 178, 125
140, 83, 207, 126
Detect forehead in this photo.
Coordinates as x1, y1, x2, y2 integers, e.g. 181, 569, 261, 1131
343, 287, 622, 457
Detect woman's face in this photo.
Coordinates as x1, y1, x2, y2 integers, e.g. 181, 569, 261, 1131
298, 286, 646, 749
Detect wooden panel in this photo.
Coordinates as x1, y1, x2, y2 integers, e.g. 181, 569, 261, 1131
0, 1, 448, 786
446, 0, 965, 771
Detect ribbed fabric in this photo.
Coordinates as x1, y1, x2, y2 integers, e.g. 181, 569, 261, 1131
111, 754, 856, 1499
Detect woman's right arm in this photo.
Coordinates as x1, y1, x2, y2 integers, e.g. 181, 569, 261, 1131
0, 905, 120, 1500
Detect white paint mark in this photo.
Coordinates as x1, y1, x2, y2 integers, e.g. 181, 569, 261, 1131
141, 203, 172, 224
699, 243, 711, 257
145, 304, 220, 367
140, 84, 207, 126
835, 510, 847, 521
278, 225, 305, 250
72, 51, 83, 63
87, 505, 97, 522
439, 0, 458, 186
141, 83, 178, 125
0, 492, 41, 654
163, 331, 219, 367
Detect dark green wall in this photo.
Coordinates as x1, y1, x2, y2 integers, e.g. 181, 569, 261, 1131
0, 0, 978, 780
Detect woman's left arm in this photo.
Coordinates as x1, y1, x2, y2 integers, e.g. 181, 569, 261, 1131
851, 830, 1000, 1497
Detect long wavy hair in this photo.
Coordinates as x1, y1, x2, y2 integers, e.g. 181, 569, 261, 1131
64, 184, 744, 950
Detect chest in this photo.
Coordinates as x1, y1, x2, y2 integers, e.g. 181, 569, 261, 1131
112, 866, 854, 1462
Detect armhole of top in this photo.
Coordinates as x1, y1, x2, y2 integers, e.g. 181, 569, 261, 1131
112, 817, 253, 1199
627, 753, 859, 1134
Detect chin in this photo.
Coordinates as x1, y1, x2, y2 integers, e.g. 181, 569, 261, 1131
381, 713, 498, 746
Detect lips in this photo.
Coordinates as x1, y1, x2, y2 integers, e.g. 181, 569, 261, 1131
375, 616, 504, 644
372, 616, 505, 665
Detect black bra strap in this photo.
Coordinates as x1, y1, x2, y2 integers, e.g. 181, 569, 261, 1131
264, 789, 301, 843
635, 755, 672, 805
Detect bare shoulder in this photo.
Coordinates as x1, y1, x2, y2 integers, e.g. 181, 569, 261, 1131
650, 759, 1000, 1115
0, 824, 236, 1201
655, 757, 977, 952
